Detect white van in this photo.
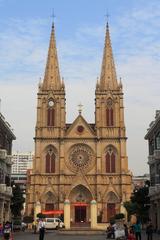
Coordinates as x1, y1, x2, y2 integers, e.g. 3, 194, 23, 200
45, 218, 65, 230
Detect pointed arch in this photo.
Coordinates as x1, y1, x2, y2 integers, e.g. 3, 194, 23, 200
45, 146, 56, 173
106, 98, 114, 126
105, 152, 110, 172
106, 191, 119, 203
44, 191, 55, 211
106, 191, 119, 221
69, 184, 93, 203
105, 145, 117, 173
47, 108, 55, 126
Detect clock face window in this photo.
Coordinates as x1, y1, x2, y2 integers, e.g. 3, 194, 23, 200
48, 100, 54, 107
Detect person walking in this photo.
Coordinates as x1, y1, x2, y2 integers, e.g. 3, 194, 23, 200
133, 220, 142, 240
3, 221, 12, 240
0, 223, 3, 237
146, 221, 153, 240
128, 228, 136, 240
124, 223, 128, 239
38, 219, 45, 240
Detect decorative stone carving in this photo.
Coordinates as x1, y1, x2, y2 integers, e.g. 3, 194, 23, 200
66, 144, 95, 173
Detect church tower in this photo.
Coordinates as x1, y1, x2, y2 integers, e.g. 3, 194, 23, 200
26, 23, 66, 215
95, 22, 131, 220
26, 21, 131, 225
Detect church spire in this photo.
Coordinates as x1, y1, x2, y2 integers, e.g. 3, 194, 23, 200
99, 22, 118, 90
42, 22, 61, 90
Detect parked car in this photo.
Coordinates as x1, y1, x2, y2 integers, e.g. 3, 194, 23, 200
45, 218, 65, 230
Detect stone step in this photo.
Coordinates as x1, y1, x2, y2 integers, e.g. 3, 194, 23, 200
58, 229, 105, 235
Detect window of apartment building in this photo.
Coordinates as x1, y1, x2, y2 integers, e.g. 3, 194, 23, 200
156, 132, 160, 149
0, 168, 4, 183
149, 139, 154, 155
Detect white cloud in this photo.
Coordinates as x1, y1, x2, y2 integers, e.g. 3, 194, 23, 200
0, 3, 160, 175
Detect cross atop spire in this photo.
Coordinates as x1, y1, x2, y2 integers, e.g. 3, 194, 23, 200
99, 22, 118, 90
51, 9, 56, 28
104, 12, 109, 26
42, 21, 61, 90
78, 103, 83, 115
51, 9, 56, 22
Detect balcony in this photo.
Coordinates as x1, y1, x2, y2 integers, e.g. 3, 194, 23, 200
0, 149, 7, 160
0, 184, 12, 196
6, 155, 12, 165
154, 150, 160, 159
6, 186, 12, 195
148, 150, 160, 164
0, 183, 6, 193
148, 155, 155, 164
149, 184, 160, 196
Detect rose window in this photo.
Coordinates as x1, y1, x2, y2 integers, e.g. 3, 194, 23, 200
67, 144, 95, 172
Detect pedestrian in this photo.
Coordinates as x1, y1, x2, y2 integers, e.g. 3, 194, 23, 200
3, 221, 12, 240
0, 223, 3, 237
32, 220, 37, 234
133, 220, 142, 240
124, 223, 128, 239
146, 221, 153, 240
128, 228, 136, 240
38, 218, 45, 240
106, 224, 114, 239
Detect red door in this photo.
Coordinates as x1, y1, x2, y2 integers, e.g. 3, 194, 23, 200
107, 203, 115, 221
75, 206, 86, 222
45, 204, 54, 217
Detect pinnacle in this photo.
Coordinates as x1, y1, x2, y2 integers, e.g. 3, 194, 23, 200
42, 23, 61, 90
99, 22, 118, 90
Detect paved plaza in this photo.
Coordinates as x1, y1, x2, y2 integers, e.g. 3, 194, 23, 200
1, 230, 159, 240
10, 231, 106, 240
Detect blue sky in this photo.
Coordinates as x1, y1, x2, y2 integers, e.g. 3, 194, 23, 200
0, 0, 160, 175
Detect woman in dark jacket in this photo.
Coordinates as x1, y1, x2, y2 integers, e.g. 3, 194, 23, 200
146, 221, 153, 240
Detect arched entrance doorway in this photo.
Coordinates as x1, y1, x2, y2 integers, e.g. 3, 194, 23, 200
42, 191, 56, 217
106, 191, 119, 221
69, 185, 92, 224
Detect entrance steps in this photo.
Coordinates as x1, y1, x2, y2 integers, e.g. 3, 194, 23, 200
59, 228, 105, 235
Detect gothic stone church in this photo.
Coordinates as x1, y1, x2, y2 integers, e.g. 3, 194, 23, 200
26, 22, 132, 223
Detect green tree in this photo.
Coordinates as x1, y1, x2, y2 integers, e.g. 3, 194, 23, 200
10, 184, 25, 218
124, 181, 150, 223
37, 213, 46, 219
23, 216, 33, 223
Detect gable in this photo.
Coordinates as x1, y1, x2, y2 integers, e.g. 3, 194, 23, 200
65, 115, 95, 138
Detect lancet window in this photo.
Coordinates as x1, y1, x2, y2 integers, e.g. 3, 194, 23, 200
46, 148, 55, 173
47, 98, 55, 126
105, 147, 116, 173
106, 98, 114, 126
156, 132, 160, 150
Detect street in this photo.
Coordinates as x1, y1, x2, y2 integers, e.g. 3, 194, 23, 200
4, 230, 160, 240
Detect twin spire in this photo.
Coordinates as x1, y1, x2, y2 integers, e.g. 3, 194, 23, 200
42, 22, 62, 90
42, 21, 118, 91
99, 22, 118, 90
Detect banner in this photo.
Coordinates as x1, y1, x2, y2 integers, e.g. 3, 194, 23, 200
42, 210, 64, 215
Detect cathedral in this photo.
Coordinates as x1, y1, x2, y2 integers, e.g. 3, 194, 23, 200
26, 21, 132, 224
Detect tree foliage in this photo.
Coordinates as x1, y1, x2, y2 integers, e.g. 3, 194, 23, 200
37, 213, 46, 219
23, 216, 33, 223
10, 184, 25, 218
115, 213, 125, 220
124, 181, 150, 223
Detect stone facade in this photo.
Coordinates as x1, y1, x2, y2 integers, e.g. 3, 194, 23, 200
26, 22, 132, 224
145, 110, 160, 231
0, 113, 16, 223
